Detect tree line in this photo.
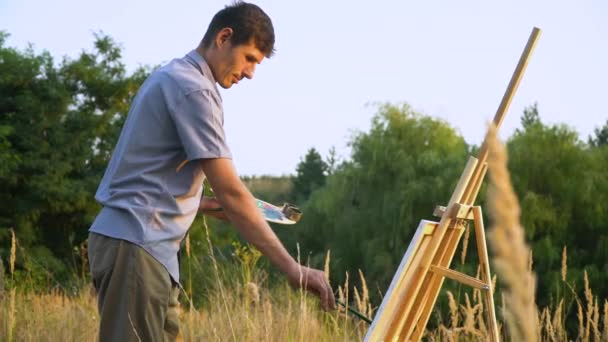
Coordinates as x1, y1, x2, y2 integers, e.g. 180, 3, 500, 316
287, 103, 608, 310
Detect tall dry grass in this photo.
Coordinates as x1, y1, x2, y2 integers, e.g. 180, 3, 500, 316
3, 219, 608, 341
0, 234, 367, 341
2, 243, 607, 341
8, 228, 17, 342
1, 289, 98, 341
485, 124, 538, 341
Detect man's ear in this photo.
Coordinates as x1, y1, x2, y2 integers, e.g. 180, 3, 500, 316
216, 28, 234, 48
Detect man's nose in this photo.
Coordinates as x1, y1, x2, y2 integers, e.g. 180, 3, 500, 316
243, 65, 255, 79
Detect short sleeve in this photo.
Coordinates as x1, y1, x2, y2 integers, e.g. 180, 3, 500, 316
171, 90, 232, 161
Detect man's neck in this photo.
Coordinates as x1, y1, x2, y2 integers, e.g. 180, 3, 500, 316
196, 46, 218, 83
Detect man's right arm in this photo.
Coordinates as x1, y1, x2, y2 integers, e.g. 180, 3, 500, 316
200, 157, 297, 274
199, 157, 335, 311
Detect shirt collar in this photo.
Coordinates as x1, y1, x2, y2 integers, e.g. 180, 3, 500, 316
185, 50, 222, 101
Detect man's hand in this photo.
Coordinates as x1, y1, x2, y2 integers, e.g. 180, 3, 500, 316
199, 196, 230, 222
286, 265, 336, 311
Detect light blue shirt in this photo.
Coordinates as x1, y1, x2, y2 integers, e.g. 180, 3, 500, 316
90, 50, 231, 283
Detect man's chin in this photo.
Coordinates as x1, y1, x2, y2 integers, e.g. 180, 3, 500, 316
218, 82, 233, 89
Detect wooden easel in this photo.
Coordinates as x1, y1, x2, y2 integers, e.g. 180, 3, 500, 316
365, 27, 541, 342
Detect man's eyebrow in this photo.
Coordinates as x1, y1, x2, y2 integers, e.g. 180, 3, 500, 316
247, 54, 263, 64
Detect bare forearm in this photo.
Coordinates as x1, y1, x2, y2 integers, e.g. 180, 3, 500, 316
199, 158, 334, 311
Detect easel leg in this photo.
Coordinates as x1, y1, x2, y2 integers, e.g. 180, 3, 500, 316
473, 206, 500, 341
410, 224, 466, 341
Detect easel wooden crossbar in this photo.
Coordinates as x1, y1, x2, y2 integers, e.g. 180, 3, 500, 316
364, 27, 541, 342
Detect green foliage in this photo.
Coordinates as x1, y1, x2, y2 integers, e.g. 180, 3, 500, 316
281, 102, 608, 312
242, 175, 293, 204
281, 103, 469, 298
325, 146, 339, 175
0, 31, 150, 285
521, 102, 541, 129
507, 105, 608, 306
232, 240, 262, 284
589, 119, 608, 147
291, 148, 328, 202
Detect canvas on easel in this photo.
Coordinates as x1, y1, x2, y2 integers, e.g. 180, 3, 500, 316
365, 27, 542, 342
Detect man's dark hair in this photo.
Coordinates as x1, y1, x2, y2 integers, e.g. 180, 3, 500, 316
202, 1, 275, 57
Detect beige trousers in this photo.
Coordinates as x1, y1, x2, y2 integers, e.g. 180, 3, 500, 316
88, 232, 180, 342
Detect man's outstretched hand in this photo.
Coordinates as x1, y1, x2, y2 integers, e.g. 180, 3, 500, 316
199, 196, 230, 222
286, 265, 336, 311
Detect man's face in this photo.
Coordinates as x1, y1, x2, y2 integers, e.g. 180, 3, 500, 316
215, 40, 265, 89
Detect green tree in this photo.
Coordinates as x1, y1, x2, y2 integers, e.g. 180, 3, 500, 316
589, 119, 608, 147
508, 106, 608, 308
291, 148, 328, 202
282, 103, 469, 299
0, 31, 149, 286
325, 146, 339, 175
521, 102, 541, 129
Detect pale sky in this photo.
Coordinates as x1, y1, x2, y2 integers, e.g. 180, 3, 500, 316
1, 1, 606, 175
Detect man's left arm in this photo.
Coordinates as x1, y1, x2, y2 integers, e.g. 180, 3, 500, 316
199, 196, 230, 221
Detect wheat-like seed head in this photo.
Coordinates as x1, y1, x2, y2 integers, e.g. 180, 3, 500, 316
561, 246, 567, 282
353, 287, 362, 313
552, 299, 564, 341
447, 291, 459, 329
602, 300, 608, 342
593, 297, 601, 341
461, 225, 470, 265
358, 269, 371, 318
461, 293, 478, 335
10, 228, 16, 275
485, 124, 538, 342
577, 300, 585, 341
541, 307, 554, 341
584, 270, 593, 341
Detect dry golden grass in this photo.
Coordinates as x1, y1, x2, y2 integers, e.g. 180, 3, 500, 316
425, 247, 606, 342
8, 228, 16, 342
4, 218, 608, 341
181, 283, 360, 341
1, 218, 370, 341
3, 128, 608, 341
485, 124, 538, 341
1, 289, 98, 341
0, 272, 368, 341
3, 230, 608, 340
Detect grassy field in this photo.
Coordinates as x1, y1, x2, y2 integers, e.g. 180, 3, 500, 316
0, 257, 368, 341
2, 129, 607, 341
1, 255, 606, 341
2, 233, 606, 341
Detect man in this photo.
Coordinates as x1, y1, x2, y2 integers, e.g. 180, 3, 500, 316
87, 2, 335, 341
